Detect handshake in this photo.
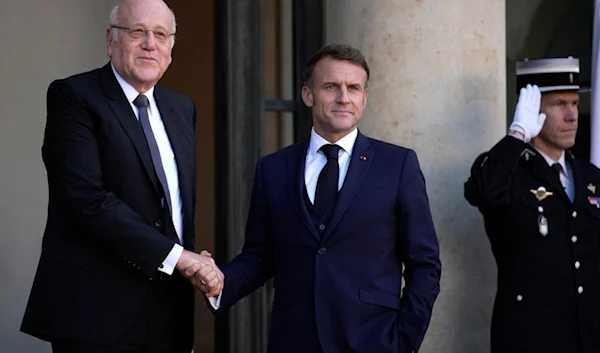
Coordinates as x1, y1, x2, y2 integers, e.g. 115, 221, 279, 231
176, 249, 224, 297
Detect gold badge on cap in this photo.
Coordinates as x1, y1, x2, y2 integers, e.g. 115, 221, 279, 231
587, 183, 596, 194
530, 186, 553, 201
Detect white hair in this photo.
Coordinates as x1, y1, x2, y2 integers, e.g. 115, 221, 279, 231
109, 1, 177, 48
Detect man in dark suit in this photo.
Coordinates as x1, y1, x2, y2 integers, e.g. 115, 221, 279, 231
465, 57, 600, 353
20, 1, 221, 352
203, 44, 441, 353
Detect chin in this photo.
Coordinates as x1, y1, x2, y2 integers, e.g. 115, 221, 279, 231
133, 71, 160, 83
561, 141, 576, 150
331, 121, 357, 131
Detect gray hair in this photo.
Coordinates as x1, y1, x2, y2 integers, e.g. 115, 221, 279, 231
109, 1, 177, 48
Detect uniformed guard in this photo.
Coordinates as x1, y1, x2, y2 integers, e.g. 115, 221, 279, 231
465, 57, 600, 353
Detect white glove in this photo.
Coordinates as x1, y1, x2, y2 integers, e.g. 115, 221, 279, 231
508, 84, 546, 142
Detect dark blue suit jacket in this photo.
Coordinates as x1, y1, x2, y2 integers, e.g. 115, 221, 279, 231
219, 132, 441, 353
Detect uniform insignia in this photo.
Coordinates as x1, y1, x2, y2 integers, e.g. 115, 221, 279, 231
588, 196, 600, 208
537, 215, 548, 236
569, 73, 574, 83
587, 183, 596, 194
521, 148, 536, 162
530, 186, 553, 201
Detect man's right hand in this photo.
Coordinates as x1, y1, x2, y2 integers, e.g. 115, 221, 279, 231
176, 250, 223, 296
508, 84, 546, 142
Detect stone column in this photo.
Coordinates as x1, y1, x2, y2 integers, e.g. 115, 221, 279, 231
214, 0, 269, 352
325, 1, 505, 351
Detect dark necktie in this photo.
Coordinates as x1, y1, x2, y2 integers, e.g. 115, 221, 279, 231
314, 144, 341, 213
133, 94, 172, 213
551, 163, 563, 175
551, 162, 571, 200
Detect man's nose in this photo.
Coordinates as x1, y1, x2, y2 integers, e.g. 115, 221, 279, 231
337, 87, 350, 103
141, 31, 157, 49
565, 105, 578, 121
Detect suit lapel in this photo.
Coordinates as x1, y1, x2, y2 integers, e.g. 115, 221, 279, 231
568, 154, 587, 208
287, 140, 320, 240
100, 64, 161, 196
322, 132, 372, 242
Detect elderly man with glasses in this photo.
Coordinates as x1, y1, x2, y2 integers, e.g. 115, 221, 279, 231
20, 1, 222, 352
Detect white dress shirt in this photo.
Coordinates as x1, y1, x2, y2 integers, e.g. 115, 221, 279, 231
305, 127, 358, 201
534, 148, 575, 202
112, 65, 183, 275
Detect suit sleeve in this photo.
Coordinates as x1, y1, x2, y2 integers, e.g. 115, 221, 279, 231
217, 158, 275, 310
42, 79, 176, 277
464, 136, 525, 208
395, 149, 441, 352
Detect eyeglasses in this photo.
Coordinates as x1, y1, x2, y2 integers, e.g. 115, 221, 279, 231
111, 25, 175, 45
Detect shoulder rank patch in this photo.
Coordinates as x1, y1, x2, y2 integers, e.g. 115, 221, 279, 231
521, 147, 537, 162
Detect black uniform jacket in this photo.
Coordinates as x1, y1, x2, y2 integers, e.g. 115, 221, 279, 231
465, 136, 600, 353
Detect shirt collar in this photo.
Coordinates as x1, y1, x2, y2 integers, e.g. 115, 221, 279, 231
533, 146, 567, 172
308, 127, 358, 157
111, 63, 155, 107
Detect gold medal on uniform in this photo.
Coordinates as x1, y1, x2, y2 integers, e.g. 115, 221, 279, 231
537, 215, 548, 237
531, 186, 553, 201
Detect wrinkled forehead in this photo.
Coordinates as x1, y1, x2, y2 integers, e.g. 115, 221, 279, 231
314, 58, 368, 85
119, 1, 174, 30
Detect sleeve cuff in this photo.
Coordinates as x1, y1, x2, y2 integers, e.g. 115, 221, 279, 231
158, 243, 184, 275
208, 290, 223, 310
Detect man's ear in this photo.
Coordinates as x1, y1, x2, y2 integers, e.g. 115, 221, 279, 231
301, 86, 314, 107
106, 28, 113, 57
363, 89, 368, 108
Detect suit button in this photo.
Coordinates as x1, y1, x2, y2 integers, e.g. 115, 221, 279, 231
575, 261, 581, 269
516, 294, 523, 302
319, 224, 326, 231
154, 220, 162, 227
572, 211, 577, 218
572, 235, 578, 243
578, 286, 584, 294
537, 206, 544, 213
318, 247, 327, 255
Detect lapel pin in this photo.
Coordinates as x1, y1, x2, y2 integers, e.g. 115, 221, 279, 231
530, 186, 553, 201
360, 156, 367, 161
588, 183, 596, 194
588, 196, 600, 208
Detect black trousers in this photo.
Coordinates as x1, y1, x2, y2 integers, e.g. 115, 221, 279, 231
52, 271, 194, 353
